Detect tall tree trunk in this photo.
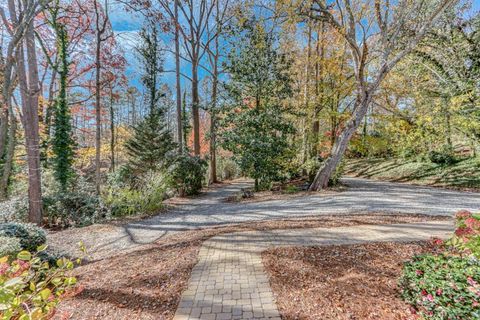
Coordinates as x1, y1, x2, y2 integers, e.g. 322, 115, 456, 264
130, 93, 137, 125
174, 0, 183, 153
312, 25, 324, 158
209, 79, 217, 183
302, 25, 312, 165
0, 51, 10, 169
309, 92, 372, 191
0, 112, 16, 199
17, 23, 43, 224
330, 100, 337, 148
109, 89, 115, 172
192, 62, 200, 155
94, 15, 102, 194
182, 90, 188, 150
0, 112, 8, 159
443, 96, 452, 151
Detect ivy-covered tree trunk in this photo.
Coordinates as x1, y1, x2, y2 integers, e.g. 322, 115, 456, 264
0, 51, 14, 199
51, 23, 75, 191
0, 113, 16, 199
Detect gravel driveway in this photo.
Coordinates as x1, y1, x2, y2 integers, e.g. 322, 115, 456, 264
48, 177, 478, 260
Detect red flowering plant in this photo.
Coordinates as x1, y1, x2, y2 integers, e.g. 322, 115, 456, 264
448, 210, 480, 258
399, 210, 480, 319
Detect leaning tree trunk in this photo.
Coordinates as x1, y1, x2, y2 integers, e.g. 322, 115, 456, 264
309, 92, 373, 191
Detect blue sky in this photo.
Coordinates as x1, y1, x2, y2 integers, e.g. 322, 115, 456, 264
110, 1, 480, 93
110, 4, 182, 93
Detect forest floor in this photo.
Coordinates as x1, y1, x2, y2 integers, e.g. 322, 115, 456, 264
263, 241, 439, 320
345, 157, 480, 191
49, 178, 477, 319
54, 215, 450, 320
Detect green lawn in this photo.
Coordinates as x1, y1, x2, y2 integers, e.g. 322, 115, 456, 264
345, 157, 480, 190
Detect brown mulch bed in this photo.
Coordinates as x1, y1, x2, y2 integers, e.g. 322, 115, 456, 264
263, 241, 440, 320
54, 214, 448, 320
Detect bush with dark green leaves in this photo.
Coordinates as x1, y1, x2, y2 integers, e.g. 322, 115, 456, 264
0, 223, 46, 252
428, 150, 457, 165
170, 154, 207, 196
42, 191, 109, 228
400, 253, 480, 319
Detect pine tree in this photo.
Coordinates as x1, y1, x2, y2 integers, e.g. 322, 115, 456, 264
124, 22, 176, 177
124, 107, 176, 175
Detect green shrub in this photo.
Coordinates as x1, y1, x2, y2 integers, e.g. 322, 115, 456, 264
0, 246, 78, 319
217, 157, 239, 180
0, 236, 21, 257
0, 197, 28, 223
43, 191, 109, 228
428, 150, 457, 165
399, 253, 480, 319
170, 154, 207, 196
301, 157, 322, 183
104, 171, 168, 217
348, 135, 392, 158
283, 185, 300, 194
0, 223, 46, 252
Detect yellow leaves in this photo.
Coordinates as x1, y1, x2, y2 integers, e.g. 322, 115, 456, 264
39, 288, 51, 301
17, 251, 32, 261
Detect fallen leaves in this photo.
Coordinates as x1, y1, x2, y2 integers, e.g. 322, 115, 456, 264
263, 242, 437, 320
53, 214, 447, 319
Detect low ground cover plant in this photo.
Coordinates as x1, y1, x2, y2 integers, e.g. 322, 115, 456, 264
0, 246, 79, 319
400, 210, 480, 319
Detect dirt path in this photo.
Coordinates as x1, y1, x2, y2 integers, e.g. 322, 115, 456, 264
173, 221, 452, 320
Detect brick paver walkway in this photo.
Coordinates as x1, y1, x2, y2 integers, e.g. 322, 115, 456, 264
174, 220, 453, 320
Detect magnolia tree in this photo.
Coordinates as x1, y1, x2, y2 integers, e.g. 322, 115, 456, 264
303, 0, 458, 190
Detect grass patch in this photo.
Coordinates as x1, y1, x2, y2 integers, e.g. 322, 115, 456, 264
345, 157, 480, 190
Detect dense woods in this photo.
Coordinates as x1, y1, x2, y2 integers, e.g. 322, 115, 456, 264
0, 0, 478, 225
